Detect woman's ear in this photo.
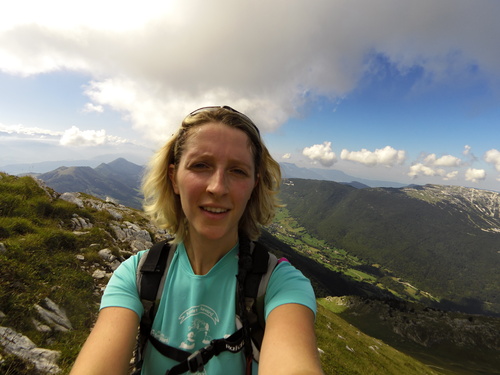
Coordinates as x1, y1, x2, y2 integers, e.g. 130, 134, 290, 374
169, 164, 179, 194
254, 173, 260, 188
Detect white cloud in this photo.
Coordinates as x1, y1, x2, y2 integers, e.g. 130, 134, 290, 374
340, 146, 406, 167
408, 163, 445, 178
0, 1, 172, 32
59, 126, 128, 147
424, 153, 462, 167
443, 171, 459, 180
83, 102, 104, 113
409, 152, 463, 180
282, 153, 292, 159
1, 0, 500, 142
303, 142, 337, 167
0, 123, 61, 137
465, 168, 486, 183
484, 149, 500, 172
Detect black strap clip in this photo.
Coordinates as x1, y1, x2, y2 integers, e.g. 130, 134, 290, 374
186, 343, 214, 373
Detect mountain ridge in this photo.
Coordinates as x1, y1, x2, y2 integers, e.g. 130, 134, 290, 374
34, 158, 144, 210
279, 178, 500, 315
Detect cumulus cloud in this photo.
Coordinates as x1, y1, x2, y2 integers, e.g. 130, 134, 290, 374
408, 163, 445, 178
424, 153, 462, 167
340, 146, 406, 167
1, 0, 500, 143
59, 126, 128, 147
303, 142, 337, 167
408, 152, 463, 180
484, 149, 500, 172
465, 168, 486, 183
282, 153, 292, 159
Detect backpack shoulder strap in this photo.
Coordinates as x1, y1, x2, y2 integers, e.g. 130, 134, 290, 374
241, 241, 280, 363
133, 240, 176, 373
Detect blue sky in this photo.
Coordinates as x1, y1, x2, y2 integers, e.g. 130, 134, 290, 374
1, 0, 500, 192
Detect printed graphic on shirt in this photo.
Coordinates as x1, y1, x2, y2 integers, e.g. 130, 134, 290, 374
178, 305, 219, 350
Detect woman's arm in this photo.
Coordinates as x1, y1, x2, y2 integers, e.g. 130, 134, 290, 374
258, 303, 324, 375
70, 307, 139, 375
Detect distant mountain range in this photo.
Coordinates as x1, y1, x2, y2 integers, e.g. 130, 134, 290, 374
34, 158, 145, 209
280, 162, 407, 188
5, 158, 407, 209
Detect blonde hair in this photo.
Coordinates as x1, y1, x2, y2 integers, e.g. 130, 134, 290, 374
142, 107, 281, 242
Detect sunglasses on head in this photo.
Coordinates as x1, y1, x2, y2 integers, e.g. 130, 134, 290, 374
186, 105, 260, 136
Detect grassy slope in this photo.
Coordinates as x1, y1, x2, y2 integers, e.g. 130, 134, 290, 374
316, 299, 438, 375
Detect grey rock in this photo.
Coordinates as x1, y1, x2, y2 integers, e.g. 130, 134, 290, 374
107, 208, 123, 220
34, 298, 73, 332
59, 192, 84, 208
0, 326, 61, 374
92, 269, 107, 279
71, 214, 93, 230
32, 319, 52, 333
98, 248, 116, 262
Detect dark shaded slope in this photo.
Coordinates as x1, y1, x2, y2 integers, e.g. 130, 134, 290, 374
259, 229, 395, 301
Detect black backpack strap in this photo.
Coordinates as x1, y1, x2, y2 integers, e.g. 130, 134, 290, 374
236, 241, 279, 363
133, 240, 176, 373
250, 242, 278, 359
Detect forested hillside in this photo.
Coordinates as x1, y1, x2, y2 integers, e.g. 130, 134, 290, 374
279, 179, 500, 315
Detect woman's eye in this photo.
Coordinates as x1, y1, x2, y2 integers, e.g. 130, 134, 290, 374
190, 162, 209, 170
232, 168, 248, 176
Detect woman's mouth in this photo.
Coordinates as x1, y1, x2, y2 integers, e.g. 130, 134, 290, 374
202, 206, 229, 214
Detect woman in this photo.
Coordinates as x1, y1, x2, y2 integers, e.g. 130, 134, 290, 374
71, 106, 323, 374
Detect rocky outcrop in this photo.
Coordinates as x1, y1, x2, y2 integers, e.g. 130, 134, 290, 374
33, 298, 73, 333
70, 214, 93, 231
59, 192, 84, 208
0, 298, 73, 373
0, 327, 61, 374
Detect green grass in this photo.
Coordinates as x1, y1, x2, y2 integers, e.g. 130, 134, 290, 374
316, 299, 439, 375
0, 174, 116, 374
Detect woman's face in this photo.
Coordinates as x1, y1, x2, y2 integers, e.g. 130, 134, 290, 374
170, 122, 257, 247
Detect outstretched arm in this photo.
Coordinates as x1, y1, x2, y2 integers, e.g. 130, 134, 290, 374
258, 303, 324, 375
70, 307, 139, 375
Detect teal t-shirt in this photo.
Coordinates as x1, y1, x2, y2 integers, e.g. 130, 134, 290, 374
101, 242, 316, 375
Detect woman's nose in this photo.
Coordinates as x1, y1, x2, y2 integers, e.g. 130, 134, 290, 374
207, 169, 228, 195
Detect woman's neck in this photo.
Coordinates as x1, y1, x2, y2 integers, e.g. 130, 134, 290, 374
184, 233, 238, 275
